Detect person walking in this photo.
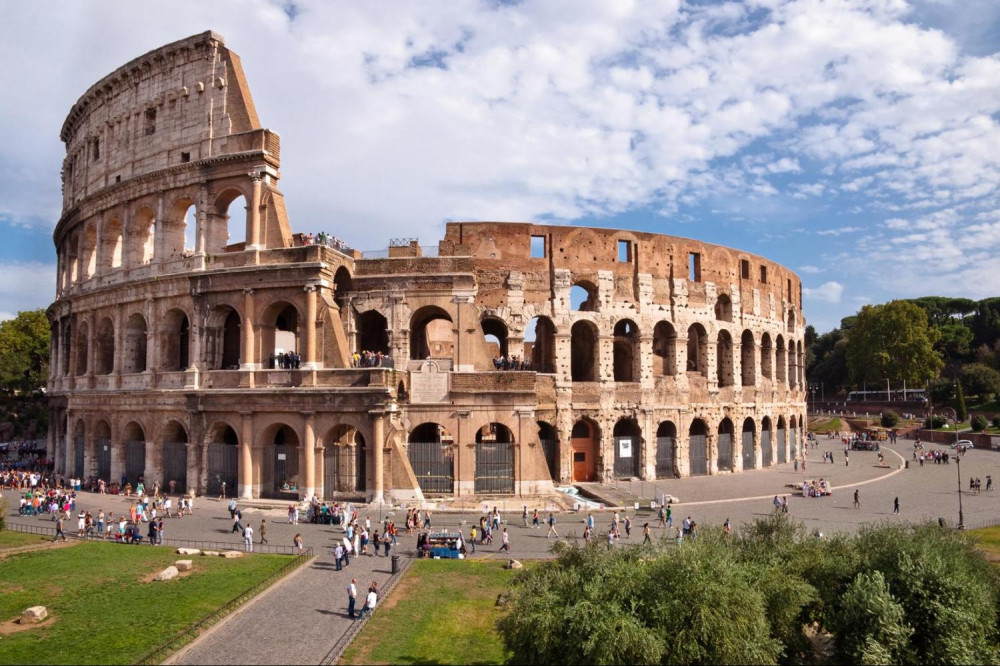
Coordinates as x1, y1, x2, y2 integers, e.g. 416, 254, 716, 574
294, 533, 304, 555
546, 513, 559, 538
642, 523, 652, 545
522, 505, 529, 528
232, 509, 244, 533
499, 527, 510, 553
259, 519, 269, 545
893, 497, 900, 514
219, 481, 226, 501
334, 543, 344, 571
853, 489, 861, 509
53, 515, 67, 542
244, 523, 254, 552
347, 578, 358, 619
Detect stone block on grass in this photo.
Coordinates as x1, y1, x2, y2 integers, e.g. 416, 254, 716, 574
176, 548, 200, 555
20, 606, 47, 623
155, 566, 179, 581
175, 559, 193, 571
221, 550, 243, 558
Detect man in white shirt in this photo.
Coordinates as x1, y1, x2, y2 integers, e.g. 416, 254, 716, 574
360, 588, 377, 619
347, 578, 358, 619
243, 523, 254, 552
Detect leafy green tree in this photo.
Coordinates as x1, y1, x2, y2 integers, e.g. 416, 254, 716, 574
881, 410, 900, 428
807, 329, 849, 393
971, 415, 988, 431
960, 363, 1000, 399
832, 570, 914, 665
847, 301, 943, 386
0, 310, 50, 394
956, 379, 968, 422
934, 321, 974, 363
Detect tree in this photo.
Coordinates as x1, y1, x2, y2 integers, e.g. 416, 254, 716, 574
881, 410, 900, 428
971, 415, 988, 432
846, 301, 943, 386
807, 329, 849, 393
956, 379, 968, 422
0, 309, 50, 394
960, 363, 1000, 399
832, 570, 914, 665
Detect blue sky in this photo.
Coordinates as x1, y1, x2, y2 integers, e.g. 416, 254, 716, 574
1, 0, 999, 331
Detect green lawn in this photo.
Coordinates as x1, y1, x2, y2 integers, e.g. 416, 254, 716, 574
806, 417, 843, 433
969, 525, 1000, 558
340, 559, 523, 665
0, 530, 51, 550
0, 542, 291, 665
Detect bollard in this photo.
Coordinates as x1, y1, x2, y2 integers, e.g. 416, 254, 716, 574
904, 460, 909, 469
391, 554, 400, 574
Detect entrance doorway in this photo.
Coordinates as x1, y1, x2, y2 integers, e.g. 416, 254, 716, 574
571, 420, 598, 482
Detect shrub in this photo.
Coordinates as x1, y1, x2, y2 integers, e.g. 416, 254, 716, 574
925, 415, 947, 429
880, 410, 900, 428
971, 415, 988, 431
993, 416, 1000, 429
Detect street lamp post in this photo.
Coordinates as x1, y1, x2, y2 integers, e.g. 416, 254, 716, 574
955, 379, 964, 529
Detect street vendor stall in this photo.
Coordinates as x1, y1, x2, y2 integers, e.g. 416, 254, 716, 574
416, 531, 467, 559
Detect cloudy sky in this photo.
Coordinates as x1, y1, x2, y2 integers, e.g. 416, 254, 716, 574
1, 0, 999, 331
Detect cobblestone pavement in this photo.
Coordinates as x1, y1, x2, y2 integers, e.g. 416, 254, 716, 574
3, 436, 997, 665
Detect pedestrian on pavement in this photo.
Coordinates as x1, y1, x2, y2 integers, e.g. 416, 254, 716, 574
532, 509, 540, 529
334, 543, 344, 571
723, 518, 731, 535
294, 533, 304, 555
148, 518, 158, 545
893, 497, 900, 514
342, 536, 352, 566
665, 505, 673, 528
624, 515, 632, 539
469, 525, 477, 553
52, 515, 67, 542
244, 523, 254, 552
219, 481, 226, 501
359, 586, 377, 620
232, 509, 244, 533
781, 496, 789, 514
499, 528, 510, 553
382, 529, 391, 557
522, 505, 529, 527
347, 578, 358, 619
260, 519, 269, 545
546, 513, 559, 538
157, 517, 164, 545
642, 523, 652, 545
854, 489, 861, 509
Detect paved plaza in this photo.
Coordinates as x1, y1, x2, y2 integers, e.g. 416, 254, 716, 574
3, 435, 997, 664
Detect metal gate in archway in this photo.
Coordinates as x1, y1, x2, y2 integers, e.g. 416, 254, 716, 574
162, 441, 188, 494
475, 440, 514, 494
777, 429, 787, 464
761, 430, 772, 467
125, 440, 146, 485
614, 437, 641, 478
742, 430, 755, 469
408, 441, 454, 494
541, 439, 559, 481
717, 431, 733, 471
790, 429, 798, 460
206, 443, 238, 498
689, 433, 708, 476
656, 437, 676, 478
97, 438, 112, 482
262, 445, 300, 499
324, 445, 365, 495
74, 436, 84, 479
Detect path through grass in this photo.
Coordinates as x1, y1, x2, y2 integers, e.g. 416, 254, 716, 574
0, 541, 291, 664
340, 559, 523, 665
0, 530, 51, 550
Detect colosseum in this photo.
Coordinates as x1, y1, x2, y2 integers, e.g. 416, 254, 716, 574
46, 32, 807, 503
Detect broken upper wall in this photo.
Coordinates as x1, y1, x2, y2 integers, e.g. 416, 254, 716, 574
441, 221, 803, 325
59, 31, 269, 213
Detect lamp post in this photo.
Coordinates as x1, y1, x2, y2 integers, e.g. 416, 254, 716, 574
955, 379, 964, 529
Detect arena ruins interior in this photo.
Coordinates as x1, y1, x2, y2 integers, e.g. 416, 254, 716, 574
46, 32, 807, 503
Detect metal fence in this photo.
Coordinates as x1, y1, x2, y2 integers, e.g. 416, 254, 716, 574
324, 445, 365, 495
74, 436, 84, 478
261, 445, 300, 500
689, 434, 708, 476
778, 429, 787, 464
614, 436, 641, 478
125, 440, 145, 484
97, 437, 111, 481
163, 441, 189, 494
742, 431, 755, 469
656, 437, 676, 478
717, 432, 733, 471
408, 441, 454, 494
206, 443, 238, 498
475, 441, 514, 494
761, 430, 773, 467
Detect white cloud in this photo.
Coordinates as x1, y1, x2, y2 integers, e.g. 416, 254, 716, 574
803, 281, 844, 303
0, 262, 55, 317
798, 265, 822, 274
817, 226, 865, 236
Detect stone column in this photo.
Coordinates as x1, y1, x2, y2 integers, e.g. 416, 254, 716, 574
302, 285, 318, 369
112, 308, 123, 387
239, 412, 253, 499
706, 340, 718, 390
315, 443, 325, 501
246, 172, 263, 250
370, 410, 385, 503
195, 183, 209, 255
109, 425, 123, 486
301, 412, 316, 500
86, 313, 96, 386
189, 441, 202, 497
145, 439, 161, 490
241, 288, 256, 371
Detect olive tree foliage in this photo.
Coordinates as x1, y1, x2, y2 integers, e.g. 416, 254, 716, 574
498, 517, 1000, 666
0, 309, 49, 394
846, 300, 943, 386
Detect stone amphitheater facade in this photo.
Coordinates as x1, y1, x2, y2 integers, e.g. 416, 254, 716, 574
46, 32, 807, 503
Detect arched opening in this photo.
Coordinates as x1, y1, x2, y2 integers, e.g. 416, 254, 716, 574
789, 415, 798, 460
57, 323, 69, 377
162, 420, 188, 495
571, 320, 598, 381
741, 330, 756, 386
164, 197, 195, 259
222, 309, 241, 369
122, 421, 146, 486
333, 267, 352, 309
162, 309, 190, 371
261, 302, 299, 368
760, 333, 773, 380
102, 217, 123, 271
788, 341, 798, 389
324, 425, 366, 495
717, 418, 734, 471
688, 419, 709, 476
538, 422, 559, 481
570, 419, 598, 482
481, 317, 509, 362
475, 423, 515, 494
787, 309, 796, 333
777, 416, 787, 464
742, 418, 756, 470
570, 282, 597, 312
776, 335, 787, 384
761, 417, 773, 467
356, 310, 390, 360
686, 324, 708, 376
183, 202, 197, 253
128, 207, 156, 267
262, 424, 300, 499
81, 223, 98, 278
655, 421, 677, 478
206, 423, 239, 498
796, 341, 805, 388
95, 317, 115, 375
65, 232, 79, 285
652, 321, 678, 377
715, 293, 733, 322
94, 420, 112, 483
211, 190, 247, 252
716, 330, 734, 387
613, 319, 640, 382
613, 418, 642, 478
75, 321, 89, 376
123, 313, 148, 374
73, 420, 85, 480
410, 306, 454, 361
526, 316, 555, 373
408, 423, 454, 494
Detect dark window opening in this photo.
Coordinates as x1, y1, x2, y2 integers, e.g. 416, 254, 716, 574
689, 252, 701, 282
115, 175, 121, 184
741, 259, 750, 279
144, 108, 157, 136
181, 151, 191, 163
760, 265, 767, 283
530, 235, 546, 258
92, 139, 100, 162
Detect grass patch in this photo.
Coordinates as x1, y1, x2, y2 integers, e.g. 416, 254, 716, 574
0, 542, 291, 664
807, 417, 843, 433
0, 531, 51, 550
340, 559, 525, 665
968, 526, 1000, 559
